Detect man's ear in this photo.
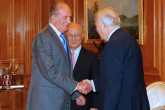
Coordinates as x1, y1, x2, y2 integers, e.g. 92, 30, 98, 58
81, 33, 85, 44
102, 22, 107, 29
102, 22, 107, 31
82, 33, 84, 39
51, 15, 57, 23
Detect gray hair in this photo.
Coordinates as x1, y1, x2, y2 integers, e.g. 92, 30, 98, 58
97, 8, 120, 27
49, 2, 59, 18
49, 2, 69, 18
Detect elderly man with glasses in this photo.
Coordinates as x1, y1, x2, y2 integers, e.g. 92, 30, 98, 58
66, 22, 99, 110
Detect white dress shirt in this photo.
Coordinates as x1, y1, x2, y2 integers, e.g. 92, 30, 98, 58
49, 23, 63, 43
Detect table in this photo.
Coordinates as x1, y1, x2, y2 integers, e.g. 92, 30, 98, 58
0, 85, 24, 110
0, 85, 24, 89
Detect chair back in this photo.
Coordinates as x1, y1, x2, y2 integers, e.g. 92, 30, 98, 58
152, 106, 165, 110
146, 81, 165, 110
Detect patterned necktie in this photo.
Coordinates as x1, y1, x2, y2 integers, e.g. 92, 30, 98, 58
71, 52, 75, 69
60, 33, 68, 56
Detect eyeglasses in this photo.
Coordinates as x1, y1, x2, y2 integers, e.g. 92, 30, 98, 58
68, 34, 82, 40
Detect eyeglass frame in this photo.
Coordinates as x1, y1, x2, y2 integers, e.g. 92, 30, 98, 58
67, 33, 83, 40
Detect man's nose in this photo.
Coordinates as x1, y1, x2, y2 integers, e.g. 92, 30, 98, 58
72, 36, 76, 40
67, 17, 71, 24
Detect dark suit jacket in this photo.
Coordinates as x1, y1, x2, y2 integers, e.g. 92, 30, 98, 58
71, 47, 99, 110
26, 24, 80, 110
94, 28, 150, 110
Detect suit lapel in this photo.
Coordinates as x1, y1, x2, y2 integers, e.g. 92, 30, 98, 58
73, 47, 85, 73
47, 25, 71, 67
66, 39, 73, 77
65, 35, 72, 65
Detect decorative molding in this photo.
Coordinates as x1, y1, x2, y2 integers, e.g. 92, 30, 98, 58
153, 0, 165, 81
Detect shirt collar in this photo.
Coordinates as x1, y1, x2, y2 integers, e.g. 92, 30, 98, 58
71, 45, 82, 54
49, 23, 61, 36
108, 27, 120, 41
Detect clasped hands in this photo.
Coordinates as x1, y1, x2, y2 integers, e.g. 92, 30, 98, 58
75, 79, 93, 106
76, 79, 93, 95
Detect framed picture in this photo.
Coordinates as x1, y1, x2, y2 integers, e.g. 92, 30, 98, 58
84, 0, 143, 44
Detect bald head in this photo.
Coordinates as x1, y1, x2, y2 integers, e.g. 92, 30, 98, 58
69, 23, 84, 33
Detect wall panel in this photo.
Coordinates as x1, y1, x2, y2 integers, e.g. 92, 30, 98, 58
23, 0, 42, 87
0, 0, 42, 109
0, 0, 13, 62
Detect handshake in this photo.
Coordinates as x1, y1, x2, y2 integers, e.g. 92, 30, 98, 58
76, 79, 93, 95
75, 79, 94, 106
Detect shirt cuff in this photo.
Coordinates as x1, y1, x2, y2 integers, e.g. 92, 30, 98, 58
74, 83, 78, 91
91, 80, 96, 92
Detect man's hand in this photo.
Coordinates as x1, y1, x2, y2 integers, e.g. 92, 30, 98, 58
76, 95, 86, 106
82, 79, 92, 85
76, 79, 93, 95
90, 108, 98, 110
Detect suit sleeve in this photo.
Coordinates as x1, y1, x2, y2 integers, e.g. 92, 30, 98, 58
33, 33, 77, 95
90, 54, 99, 108
101, 41, 124, 110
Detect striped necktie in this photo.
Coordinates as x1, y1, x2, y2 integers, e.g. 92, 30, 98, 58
60, 33, 68, 56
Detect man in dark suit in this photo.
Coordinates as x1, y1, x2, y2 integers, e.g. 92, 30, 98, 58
26, 2, 92, 110
66, 22, 99, 110
86, 8, 150, 110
